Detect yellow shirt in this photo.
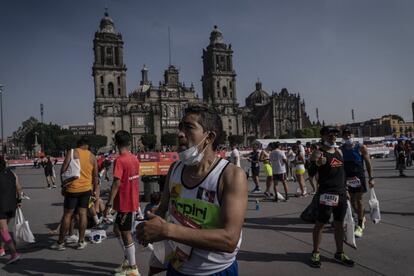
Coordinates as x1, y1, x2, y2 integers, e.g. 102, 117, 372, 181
66, 148, 93, 193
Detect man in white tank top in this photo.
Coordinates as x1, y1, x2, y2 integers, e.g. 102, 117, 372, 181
137, 106, 248, 276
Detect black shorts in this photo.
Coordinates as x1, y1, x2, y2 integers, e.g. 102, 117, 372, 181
317, 194, 347, 224
115, 212, 134, 232
0, 211, 15, 220
45, 169, 53, 177
347, 177, 367, 194
273, 173, 286, 182
63, 191, 92, 210
251, 167, 260, 177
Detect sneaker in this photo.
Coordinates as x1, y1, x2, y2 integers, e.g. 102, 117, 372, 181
251, 187, 262, 193
264, 191, 271, 198
65, 234, 79, 243
0, 247, 5, 256
6, 253, 21, 265
285, 194, 289, 201
76, 241, 87, 250
52, 185, 57, 188
354, 226, 363, 238
114, 259, 129, 273
334, 252, 355, 267
115, 265, 140, 276
310, 252, 321, 268
92, 222, 105, 230
51, 241, 66, 251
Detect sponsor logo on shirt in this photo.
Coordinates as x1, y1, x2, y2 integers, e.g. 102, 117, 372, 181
330, 158, 343, 168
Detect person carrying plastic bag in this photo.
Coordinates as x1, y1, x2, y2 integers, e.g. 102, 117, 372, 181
0, 156, 22, 264
15, 207, 35, 244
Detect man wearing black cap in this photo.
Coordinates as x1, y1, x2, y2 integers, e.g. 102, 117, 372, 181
309, 126, 354, 268
341, 128, 374, 238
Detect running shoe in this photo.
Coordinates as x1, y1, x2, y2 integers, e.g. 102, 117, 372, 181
6, 253, 21, 265
354, 226, 363, 238
114, 259, 129, 273
0, 247, 5, 256
51, 242, 66, 251
76, 241, 87, 250
115, 265, 141, 276
65, 234, 79, 244
310, 252, 321, 268
334, 252, 355, 267
264, 192, 271, 198
362, 217, 366, 230
251, 187, 262, 193
52, 185, 57, 188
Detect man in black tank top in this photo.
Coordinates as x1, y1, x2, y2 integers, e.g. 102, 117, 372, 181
309, 127, 354, 268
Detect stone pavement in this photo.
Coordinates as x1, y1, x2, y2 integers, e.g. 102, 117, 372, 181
1, 157, 413, 276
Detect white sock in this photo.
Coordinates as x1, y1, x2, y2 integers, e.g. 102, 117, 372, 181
125, 243, 136, 266
93, 215, 99, 225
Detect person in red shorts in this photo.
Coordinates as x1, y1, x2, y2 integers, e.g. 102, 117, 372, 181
104, 130, 141, 276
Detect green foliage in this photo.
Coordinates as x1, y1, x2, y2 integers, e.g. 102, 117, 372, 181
141, 133, 157, 150
161, 133, 178, 146
217, 131, 227, 145
87, 135, 107, 152
228, 134, 244, 145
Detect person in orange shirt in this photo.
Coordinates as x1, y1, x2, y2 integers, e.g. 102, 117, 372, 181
52, 137, 98, 250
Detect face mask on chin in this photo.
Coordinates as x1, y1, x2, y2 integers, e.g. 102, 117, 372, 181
178, 135, 209, 166
323, 140, 339, 148
344, 138, 353, 145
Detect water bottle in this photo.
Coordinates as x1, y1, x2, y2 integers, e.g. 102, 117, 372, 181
255, 199, 260, 210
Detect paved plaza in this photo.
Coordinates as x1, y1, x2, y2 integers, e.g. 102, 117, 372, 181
0, 157, 413, 276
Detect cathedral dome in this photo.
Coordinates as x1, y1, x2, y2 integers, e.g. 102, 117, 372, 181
99, 10, 116, 33
246, 81, 270, 107
210, 25, 224, 45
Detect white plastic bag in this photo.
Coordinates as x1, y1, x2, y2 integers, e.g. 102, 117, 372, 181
369, 188, 381, 224
15, 208, 35, 243
277, 192, 285, 201
343, 200, 357, 249
61, 149, 81, 186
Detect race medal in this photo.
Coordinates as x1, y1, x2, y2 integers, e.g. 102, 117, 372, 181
319, 193, 339, 206
346, 177, 361, 188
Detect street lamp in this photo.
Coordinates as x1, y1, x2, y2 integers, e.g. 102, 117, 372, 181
0, 85, 4, 154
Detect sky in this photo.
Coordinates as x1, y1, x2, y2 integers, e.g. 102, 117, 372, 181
1, 0, 413, 137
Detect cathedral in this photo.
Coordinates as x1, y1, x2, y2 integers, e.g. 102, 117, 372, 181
93, 11, 311, 150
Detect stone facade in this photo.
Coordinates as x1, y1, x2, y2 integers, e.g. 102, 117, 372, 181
93, 12, 311, 149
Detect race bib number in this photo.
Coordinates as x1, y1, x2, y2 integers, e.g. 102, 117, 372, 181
346, 177, 361, 188
320, 193, 339, 206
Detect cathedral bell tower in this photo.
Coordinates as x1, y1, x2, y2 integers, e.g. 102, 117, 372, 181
93, 10, 127, 145
202, 26, 237, 106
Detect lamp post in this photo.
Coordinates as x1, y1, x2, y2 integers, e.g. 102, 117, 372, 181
0, 85, 4, 154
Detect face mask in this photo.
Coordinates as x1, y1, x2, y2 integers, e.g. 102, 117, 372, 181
323, 141, 338, 148
179, 135, 208, 165
344, 138, 353, 145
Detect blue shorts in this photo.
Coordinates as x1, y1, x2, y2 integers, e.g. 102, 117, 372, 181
167, 260, 238, 276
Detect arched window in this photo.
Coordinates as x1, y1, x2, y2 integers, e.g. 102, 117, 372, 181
117, 76, 120, 85
100, 76, 104, 84
108, 82, 114, 96
101, 88, 104, 96
217, 90, 221, 98
222, 86, 228, 97
230, 91, 233, 98
216, 81, 220, 88
106, 47, 113, 65
118, 88, 121, 95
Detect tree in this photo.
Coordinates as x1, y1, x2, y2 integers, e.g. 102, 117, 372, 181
161, 133, 178, 146
228, 135, 244, 145
216, 131, 227, 146
87, 135, 107, 153
141, 134, 157, 150
247, 136, 257, 145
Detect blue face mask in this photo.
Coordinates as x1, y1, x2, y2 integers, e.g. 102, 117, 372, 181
178, 135, 208, 166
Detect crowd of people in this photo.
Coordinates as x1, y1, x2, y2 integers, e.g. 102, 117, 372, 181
0, 104, 412, 275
